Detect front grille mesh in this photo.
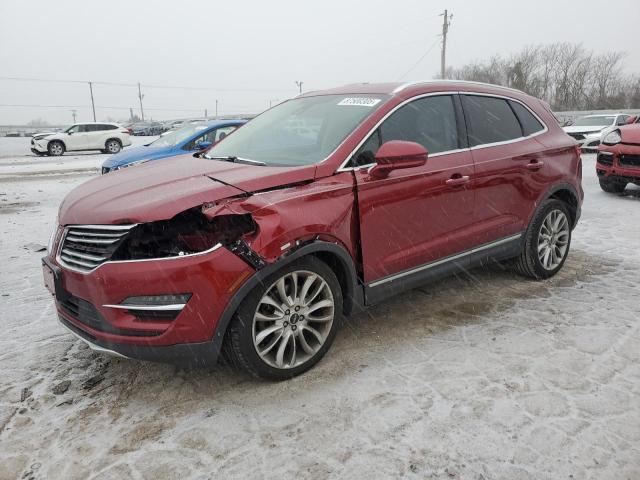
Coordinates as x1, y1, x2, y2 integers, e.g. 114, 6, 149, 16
58, 224, 135, 272
567, 133, 585, 141
619, 154, 640, 168
597, 153, 613, 166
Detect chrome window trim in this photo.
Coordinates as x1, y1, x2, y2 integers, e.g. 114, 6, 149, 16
368, 233, 523, 288
459, 92, 549, 149
56, 224, 222, 275
336, 90, 549, 173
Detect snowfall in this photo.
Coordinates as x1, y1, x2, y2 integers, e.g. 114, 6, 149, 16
0, 136, 638, 480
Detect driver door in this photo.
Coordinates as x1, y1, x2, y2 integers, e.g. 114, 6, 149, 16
351, 94, 476, 290
65, 124, 89, 151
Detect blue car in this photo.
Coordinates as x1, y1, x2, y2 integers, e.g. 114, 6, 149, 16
101, 119, 247, 174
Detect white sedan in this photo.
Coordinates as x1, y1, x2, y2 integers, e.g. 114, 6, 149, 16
31, 122, 133, 156
563, 114, 631, 151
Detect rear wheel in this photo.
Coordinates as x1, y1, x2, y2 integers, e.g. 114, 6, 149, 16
47, 141, 65, 156
105, 139, 122, 154
599, 178, 627, 194
224, 257, 342, 380
513, 199, 572, 279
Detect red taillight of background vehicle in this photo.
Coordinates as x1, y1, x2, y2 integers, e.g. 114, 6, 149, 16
122, 128, 132, 135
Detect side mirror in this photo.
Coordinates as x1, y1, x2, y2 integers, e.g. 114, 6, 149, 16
194, 140, 213, 151
369, 140, 428, 179
68, 131, 73, 135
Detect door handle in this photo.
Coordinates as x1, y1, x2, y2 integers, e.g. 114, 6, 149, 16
526, 160, 544, 171
446, 175, 470, 187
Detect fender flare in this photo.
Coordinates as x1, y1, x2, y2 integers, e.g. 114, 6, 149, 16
208, 240, 363, 356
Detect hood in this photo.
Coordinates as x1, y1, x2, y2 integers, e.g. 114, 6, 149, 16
102, 144, 172, 168
619, 124, 640, 144
32, 131, 58, 139
59, 154, 316, 225
563, 125, 607, 134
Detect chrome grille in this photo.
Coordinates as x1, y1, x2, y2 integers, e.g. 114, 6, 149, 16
58, 224, 136, 272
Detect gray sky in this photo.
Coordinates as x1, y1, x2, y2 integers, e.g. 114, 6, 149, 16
1, 0, 639, 125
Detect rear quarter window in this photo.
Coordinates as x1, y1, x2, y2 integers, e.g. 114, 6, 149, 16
462, 95, 522, 146
509, 101, 545, 136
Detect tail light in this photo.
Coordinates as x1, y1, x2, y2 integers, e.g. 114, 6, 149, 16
122, 128, 132, 135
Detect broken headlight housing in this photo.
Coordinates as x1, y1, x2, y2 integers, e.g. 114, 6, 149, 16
602, 129, 622, 146
110, 208, 256, 261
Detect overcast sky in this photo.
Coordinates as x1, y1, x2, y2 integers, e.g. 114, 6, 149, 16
1, 0, 639, 125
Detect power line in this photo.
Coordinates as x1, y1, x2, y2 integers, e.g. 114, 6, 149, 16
0, 103, 211, 112
0, 75, 293, 93
397, 38, 441, 81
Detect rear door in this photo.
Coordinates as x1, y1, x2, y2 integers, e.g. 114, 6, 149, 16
461, 94, 548, 244
352, 94, 476, 284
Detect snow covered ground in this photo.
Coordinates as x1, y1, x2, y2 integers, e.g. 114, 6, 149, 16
0, 146, 639, 480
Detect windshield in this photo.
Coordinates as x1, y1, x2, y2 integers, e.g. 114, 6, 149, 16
150, 124, 210, 147
205, 94, 388, 166
573, 116, 615, 127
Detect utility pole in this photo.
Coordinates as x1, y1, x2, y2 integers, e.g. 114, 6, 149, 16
70, 109, 77, 123
88, 81, 96, 121
295, 81, 303, 94
439, 10, 453, 79
215, 99, 218, 117
137, 83, 145, 121
205, 108, 208, 118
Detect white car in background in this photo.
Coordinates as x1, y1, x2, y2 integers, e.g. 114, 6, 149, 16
31, 122, 133, 156
563, 114, 632, 151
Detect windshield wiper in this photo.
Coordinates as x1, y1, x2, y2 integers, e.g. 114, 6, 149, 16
206, 155, 266, 166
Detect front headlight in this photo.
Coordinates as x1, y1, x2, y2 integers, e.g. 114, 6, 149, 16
602, 130, 622, 145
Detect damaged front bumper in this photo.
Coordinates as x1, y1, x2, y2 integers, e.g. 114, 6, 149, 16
43, 242, 257, 366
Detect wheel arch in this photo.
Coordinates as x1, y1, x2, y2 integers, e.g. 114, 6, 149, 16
105, 137, 122, 147
539, 183, 581, 228
210, 241, 363, 358
49, 138, 66, 150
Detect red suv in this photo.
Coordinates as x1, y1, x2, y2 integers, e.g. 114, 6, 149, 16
43, 81, 583, 379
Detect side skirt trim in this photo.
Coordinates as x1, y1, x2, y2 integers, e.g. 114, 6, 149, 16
365, 233, 523, 305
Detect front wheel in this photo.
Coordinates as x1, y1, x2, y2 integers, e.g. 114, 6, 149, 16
47, 141, 65, 156
513, 199, 572, 279
224, 256, 342, 380
599, 178, 627, 194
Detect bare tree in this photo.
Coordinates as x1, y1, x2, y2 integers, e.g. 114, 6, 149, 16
444, 42, 638, 111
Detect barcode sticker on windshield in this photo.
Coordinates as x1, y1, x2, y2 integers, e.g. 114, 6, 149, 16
337, 97, 381, 107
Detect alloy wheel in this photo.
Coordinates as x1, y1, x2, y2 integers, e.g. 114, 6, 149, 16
537, 209, 569, 270
252, 270, 335, 369
50, 143, 63, 155
106, 141, 120, 153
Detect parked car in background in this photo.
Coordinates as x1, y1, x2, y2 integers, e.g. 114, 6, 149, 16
596, 121, 640, 193
44, 81, 582, 380
563, 114, 632, 151
31, 122, 132, 156
131, 121, 163, 136
101, 119, 246, 173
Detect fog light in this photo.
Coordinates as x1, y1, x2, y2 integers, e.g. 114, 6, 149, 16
104, 294, 191, 311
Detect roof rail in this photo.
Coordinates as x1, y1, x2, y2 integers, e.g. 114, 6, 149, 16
392, 79, 524, 95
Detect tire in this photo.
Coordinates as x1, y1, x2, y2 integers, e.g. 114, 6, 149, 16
223, 256, 342, 380
105, 139, 122, 154
599, 178, 627, 194
513, 199, 572, 280
47, 141, 65, 156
